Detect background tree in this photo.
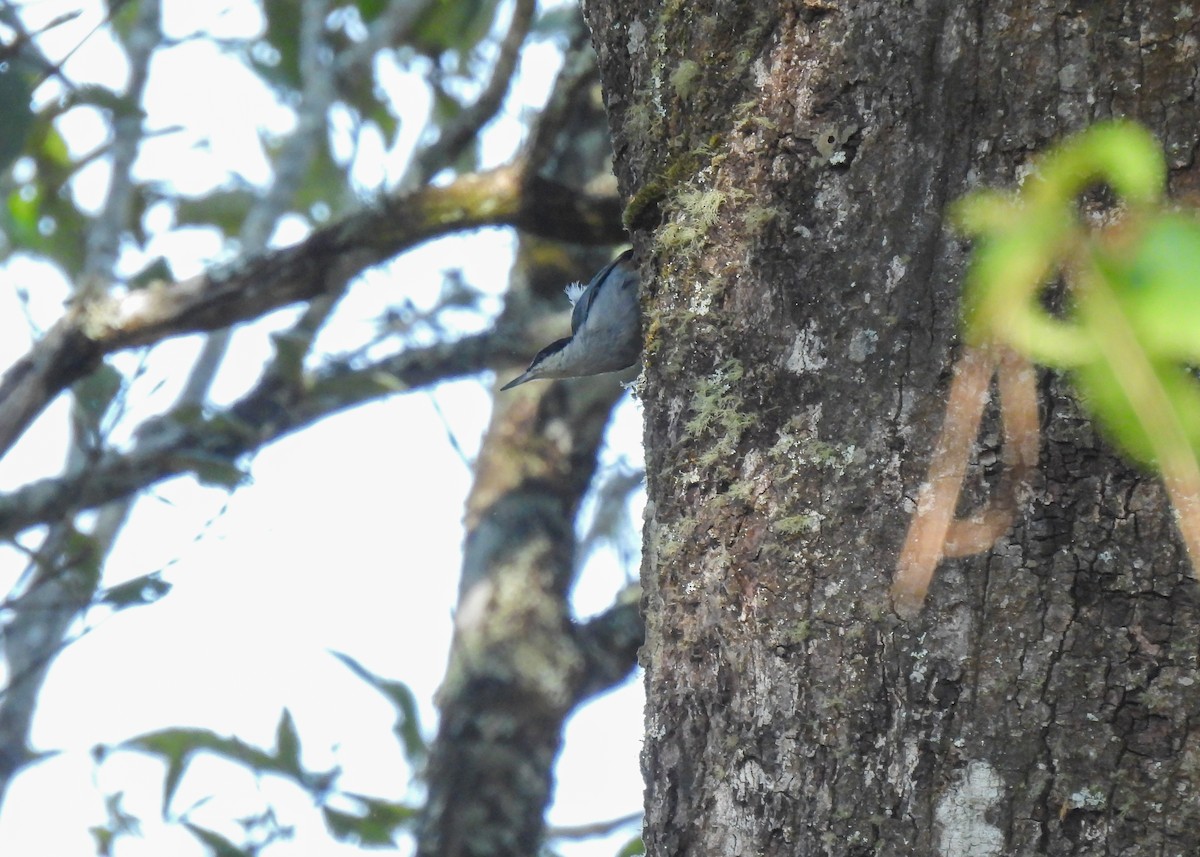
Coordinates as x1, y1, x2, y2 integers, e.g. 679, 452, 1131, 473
581, 0, 1200, 854
0, 1, 643, 855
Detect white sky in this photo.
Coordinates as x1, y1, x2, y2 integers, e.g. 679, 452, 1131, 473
0, 2, 645, 855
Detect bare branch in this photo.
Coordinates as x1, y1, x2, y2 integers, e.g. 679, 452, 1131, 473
0, 0, 162, 800
0, 327, 524, 537
0, 166, 624, 460
414, 0, 537, 181
522, 23, 597, 173
547, 811, 642, 841
571, 585, 643, 705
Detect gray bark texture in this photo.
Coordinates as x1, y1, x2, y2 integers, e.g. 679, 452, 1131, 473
582, 0, 1200, 854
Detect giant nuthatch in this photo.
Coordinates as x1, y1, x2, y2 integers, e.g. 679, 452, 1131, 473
501, 249, 640, 390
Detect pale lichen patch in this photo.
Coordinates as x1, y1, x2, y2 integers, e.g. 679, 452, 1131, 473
935, 761, 1005, 857
786, 321, 827, 373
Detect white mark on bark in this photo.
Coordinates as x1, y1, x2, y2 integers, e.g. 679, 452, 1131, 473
885, 255, 907, 292
935, 761, 1005, 857
848, 329, 878, 363
456, 579, 494, 632
626, 20, 646, 56
786, 321, 826, 373
751, 56, 769, 88
909, 648, 927, 683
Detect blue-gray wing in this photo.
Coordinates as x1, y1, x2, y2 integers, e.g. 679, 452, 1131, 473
571, 249, 634, 335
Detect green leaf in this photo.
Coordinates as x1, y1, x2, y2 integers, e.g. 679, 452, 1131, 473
1030, 119, 1165, 211
354, 0, 389, 23
73, 362, 123, 426
367, 102, 400, 148
274, 709, 301, 777
2, 170, 88, 273
101, 572, 172, 608
293, 140, 349, 219
411, 0, 499, 57
174, 188, 257, 237
125, 727, 279, 812
89, 826, 115, 857
89, 791, 141, 856
255, 0, 303, 91
28, 123, 85, 206
953, 120, 1200, 482
5, 183, 43, 246
268, 328, 311, 382
330, 651, 426, 762
179, 451, 251, 490
955, 120, 1166, 367
323, 795, 417, 846
1103, 214, 1200, 363
106, 0, 142, 43
125, 712, 340, 816
0, 59, 35, 173
1074, 358, 1200, 469
430, 87, 464, 127
60, 528, 102, 592
183, 823, 254, 857
615, 836, 646, 857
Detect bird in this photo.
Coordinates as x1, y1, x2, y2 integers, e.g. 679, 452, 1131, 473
500, 249, 641, 391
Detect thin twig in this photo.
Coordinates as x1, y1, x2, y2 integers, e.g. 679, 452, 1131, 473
414, 0, 537, 182
0, 327, 523, 537
546, 811, 642, 841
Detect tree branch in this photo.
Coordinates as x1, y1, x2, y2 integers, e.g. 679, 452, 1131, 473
414, 0, 536, 181
546, 811, 642, 841
0, 166, 624, 460
0, 0, 162, 800
0, 327, 525, 537
571, 585, 644, 705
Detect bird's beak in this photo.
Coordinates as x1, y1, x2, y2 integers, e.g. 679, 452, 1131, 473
500, 371, 534, 391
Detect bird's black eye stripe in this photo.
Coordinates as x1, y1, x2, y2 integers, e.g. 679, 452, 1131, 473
532, 338, 570, 362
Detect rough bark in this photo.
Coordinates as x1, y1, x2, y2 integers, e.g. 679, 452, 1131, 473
583, 0, 1200, 854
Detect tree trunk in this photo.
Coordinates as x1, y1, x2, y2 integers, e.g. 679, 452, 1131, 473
415, 36, 643, 857
584, 0, 1200, 853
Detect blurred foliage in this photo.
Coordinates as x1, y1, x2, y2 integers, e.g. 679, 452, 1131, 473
411, 0, 498, 57
615, 836, 646, 856
955, 120, 1200, 575
0, 59, 35, 173
125, 709, 336, 812
99, 570, 172, 608
0, 0, 517, 283
70, 360, 123, 443
88, 791, 140, 856
111, 653, 427, 854
957, 120, 1200, 473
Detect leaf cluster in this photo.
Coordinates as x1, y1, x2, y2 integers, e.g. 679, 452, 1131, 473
93, 652, 427, 854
